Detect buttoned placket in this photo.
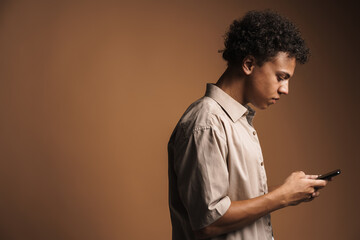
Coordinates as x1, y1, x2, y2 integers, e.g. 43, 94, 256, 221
250, 128, 272, 234
245, 116, 272, 232
250, 123, 272, 232
243, 113, 268, 196
237, 111, 273, 239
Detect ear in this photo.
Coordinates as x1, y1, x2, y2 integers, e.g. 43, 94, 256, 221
242, 56, 256, 75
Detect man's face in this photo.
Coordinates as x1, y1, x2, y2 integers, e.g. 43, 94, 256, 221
245, 52, 296, 109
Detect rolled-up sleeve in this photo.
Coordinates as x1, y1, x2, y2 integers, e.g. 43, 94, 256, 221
173, 124, 230, 230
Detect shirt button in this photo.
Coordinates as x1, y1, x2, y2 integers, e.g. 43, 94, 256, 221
268, 222, 271, 226
261, 162, 264, 166
253, 131, 256, 136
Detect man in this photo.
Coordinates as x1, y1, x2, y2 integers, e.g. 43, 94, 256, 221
168, 10, 327, 240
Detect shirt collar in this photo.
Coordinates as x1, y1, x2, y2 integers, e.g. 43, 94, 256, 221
205, 83, 256, 124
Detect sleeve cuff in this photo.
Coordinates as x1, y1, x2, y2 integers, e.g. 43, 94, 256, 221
191, 196, 231, 230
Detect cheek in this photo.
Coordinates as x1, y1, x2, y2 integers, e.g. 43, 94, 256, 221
258, 75, 279, 93
249, 72, 276, 98
253, 80, 271, 96
252, 81, 277, 101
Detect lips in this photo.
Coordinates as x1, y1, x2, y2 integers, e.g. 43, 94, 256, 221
271, 98, 280, 104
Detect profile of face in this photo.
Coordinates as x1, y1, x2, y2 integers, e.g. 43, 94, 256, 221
243, 52, 296, 109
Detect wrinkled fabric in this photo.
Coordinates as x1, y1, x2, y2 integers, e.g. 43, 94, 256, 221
168, 83, 273, 240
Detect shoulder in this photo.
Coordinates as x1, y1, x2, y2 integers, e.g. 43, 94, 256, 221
177, 96, 228, 138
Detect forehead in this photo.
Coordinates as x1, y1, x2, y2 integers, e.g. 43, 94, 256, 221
266, 52, 296, 76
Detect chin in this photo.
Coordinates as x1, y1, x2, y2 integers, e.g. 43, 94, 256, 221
251, 100, 270, 110
254, 104, 269, 110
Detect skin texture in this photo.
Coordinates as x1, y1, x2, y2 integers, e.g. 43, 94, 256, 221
216, 51, 294, 109
244, 52, 294, 109
194, 52, 328, 239
194, 172, 327, 239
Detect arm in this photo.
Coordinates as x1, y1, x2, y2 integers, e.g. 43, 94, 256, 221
194, 171, 327, 239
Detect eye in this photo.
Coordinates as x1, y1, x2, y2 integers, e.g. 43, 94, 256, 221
277, 75, 285, 81
277, 72, 291, 81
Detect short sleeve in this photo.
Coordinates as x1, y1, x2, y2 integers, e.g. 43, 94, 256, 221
173, 124, 230, 230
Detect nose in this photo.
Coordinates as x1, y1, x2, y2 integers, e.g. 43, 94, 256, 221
278, 80, 289, 95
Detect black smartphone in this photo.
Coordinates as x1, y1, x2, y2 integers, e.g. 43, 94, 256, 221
317, 169, 341, 180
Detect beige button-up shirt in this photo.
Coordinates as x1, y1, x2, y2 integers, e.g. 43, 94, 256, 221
168, 83, 273, 240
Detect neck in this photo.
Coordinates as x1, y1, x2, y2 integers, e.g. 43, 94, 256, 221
215, 66, 248, 105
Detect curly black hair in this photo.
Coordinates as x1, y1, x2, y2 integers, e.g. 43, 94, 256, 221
222, 10, 310, 66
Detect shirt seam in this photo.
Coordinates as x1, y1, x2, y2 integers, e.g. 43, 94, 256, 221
191, 125, 227, 143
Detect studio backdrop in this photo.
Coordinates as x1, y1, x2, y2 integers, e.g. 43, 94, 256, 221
0, 0, 359, 239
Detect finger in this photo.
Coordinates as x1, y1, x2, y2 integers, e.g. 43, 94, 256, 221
305, 175, 319, 179
308, 179, 327, 187
315, 180, 329, 189
297, 171, 305, 175
304, 194, 314, 202
312, 191, 320, 198
295, 171, 306, 177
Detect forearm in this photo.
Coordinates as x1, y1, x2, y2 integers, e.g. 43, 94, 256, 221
194, 172, 327, 239
195, 188, 286, 239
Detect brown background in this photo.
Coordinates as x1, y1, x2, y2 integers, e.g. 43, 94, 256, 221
1, 0, 359, 239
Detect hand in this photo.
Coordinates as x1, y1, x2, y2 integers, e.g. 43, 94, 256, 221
277, 171, 327, 206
